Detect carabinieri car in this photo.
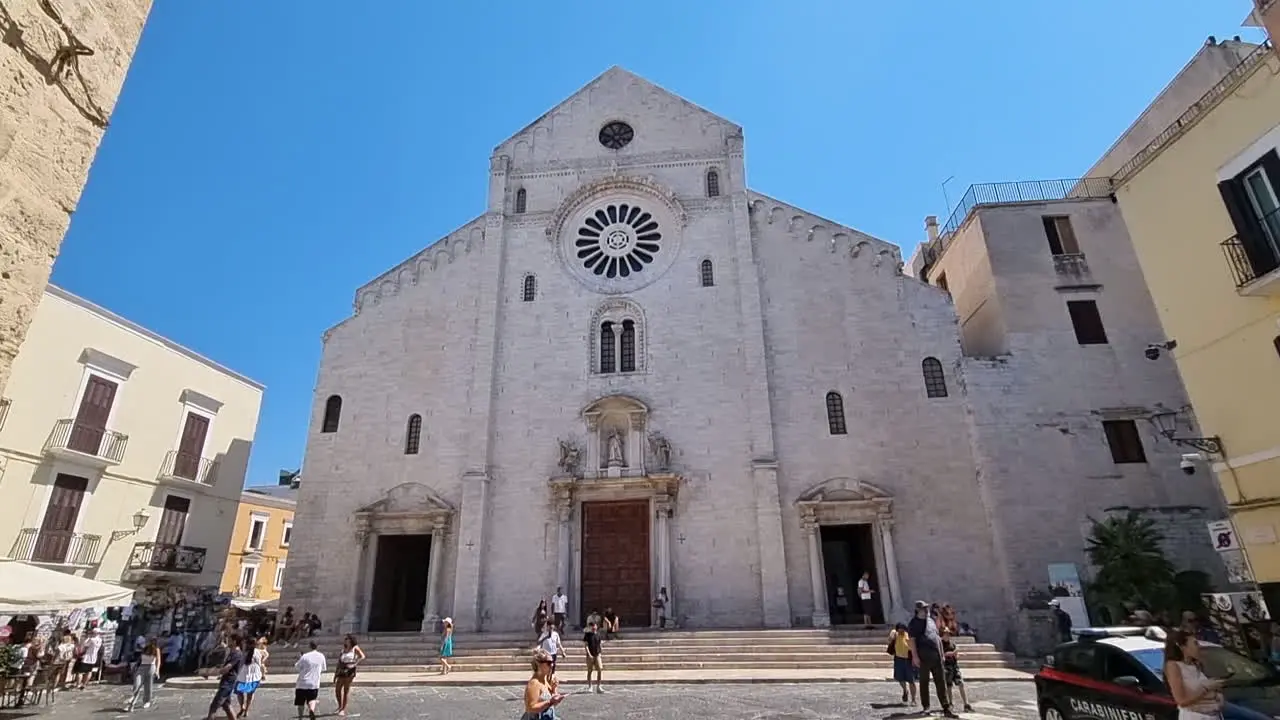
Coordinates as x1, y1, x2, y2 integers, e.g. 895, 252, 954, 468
1035, 627, 1280, 720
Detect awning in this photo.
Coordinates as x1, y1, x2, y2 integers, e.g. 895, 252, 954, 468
0, 557, 135, 614
230, 597, 278, 612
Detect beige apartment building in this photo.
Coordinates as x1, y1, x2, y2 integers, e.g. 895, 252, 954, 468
0, 285, 263, 595
0, 1, 153, 393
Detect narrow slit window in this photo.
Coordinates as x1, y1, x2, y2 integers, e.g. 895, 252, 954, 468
514, 188, 527, 214
1103, 420, 1147, 464
522, 275, 536, 302
825, 391, 847, 435
700, 259, 714, 287
599, 322, 616, 374
706, 169, 720, 198
1067, 300, 1109, 345
405, 414, 422, 455
321, 395, 342, 434
620, 320, 636, 372
1042, 216, 1081, 255
922, 357, 947, 398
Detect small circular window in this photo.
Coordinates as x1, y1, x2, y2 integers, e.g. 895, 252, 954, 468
575, 203, 661, 278
598, 121, 634, 150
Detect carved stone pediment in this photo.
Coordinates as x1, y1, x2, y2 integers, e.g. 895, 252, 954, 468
796, 478, 892, 528
354, 482, 454, 535
797, 477, 891, 504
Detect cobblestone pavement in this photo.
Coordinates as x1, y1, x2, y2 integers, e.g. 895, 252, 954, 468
0, 681, 1040, 720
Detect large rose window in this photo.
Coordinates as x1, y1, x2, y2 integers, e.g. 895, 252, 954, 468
574, 203, 662, 279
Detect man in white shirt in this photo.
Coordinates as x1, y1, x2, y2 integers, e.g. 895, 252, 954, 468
551, 587, 569, 632
538, 622, 567, 677
293, 641, 327, 720
75, 628, 103, 689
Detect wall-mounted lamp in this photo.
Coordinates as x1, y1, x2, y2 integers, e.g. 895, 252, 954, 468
112, 507, 151, 541
1149, 409, 1223, 456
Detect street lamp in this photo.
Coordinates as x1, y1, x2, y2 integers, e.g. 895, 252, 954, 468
1148, 409, 1224, 455
132, 508, 150, 532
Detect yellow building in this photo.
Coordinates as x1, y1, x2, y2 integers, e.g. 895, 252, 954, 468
1112, 40, 1280, 601
0, 285, 264, 593
221, 484, 296, 606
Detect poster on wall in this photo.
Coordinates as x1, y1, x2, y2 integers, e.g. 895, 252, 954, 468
1048, 563, 1090, 630
1203, 592, 1272, 661
1221, 550, 1255, 585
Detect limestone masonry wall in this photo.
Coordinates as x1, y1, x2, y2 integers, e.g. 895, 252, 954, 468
0, 0, 152, 393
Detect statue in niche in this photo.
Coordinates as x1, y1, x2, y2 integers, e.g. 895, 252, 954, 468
605, 429, 626, 467
557, 439, 582, 476
648, 432, 672, 471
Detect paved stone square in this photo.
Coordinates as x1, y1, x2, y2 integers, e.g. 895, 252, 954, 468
0, 681, 1040, 720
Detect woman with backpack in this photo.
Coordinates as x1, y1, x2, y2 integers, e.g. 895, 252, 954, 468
888, 622, 917, 706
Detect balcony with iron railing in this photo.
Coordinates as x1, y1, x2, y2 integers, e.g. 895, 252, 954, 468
44, 419, 128, 467
127, 541, 207, 574
1052, 253, 1094, 283
1220, 209, 1280, 296
157, 450, 217, 486
9, 528, 101, 567
235, 584, 262, 600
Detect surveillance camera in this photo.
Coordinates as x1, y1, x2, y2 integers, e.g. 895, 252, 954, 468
1180, 452, 1205, 475
1145, 345, 1161, 361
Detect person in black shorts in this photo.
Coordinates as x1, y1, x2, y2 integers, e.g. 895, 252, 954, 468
203, 633, 244, 720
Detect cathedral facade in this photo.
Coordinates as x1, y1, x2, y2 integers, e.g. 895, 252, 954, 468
281, 68, 1225, 646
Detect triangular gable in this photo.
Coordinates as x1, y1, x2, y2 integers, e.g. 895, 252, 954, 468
493, 66, 741, 155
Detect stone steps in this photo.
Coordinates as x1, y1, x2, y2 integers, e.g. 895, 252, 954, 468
265, 628, 1017, 673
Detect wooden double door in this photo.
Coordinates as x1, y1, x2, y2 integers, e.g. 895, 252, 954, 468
580, 500, 650, 627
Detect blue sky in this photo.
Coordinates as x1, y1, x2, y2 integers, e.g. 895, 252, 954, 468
50, 1, 1265, 487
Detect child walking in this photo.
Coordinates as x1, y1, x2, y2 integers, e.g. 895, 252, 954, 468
438, 618, 454, 675
941, 629, 974, 713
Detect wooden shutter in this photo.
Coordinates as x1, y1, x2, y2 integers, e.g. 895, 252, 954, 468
69, 376, 117, 454
156, 496, 191, 546
174, 413, 210, 480
34, 474, 89, 562
1219, 153, 1280, 277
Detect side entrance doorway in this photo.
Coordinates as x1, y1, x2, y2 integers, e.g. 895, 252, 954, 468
368, 534, 432, 632
580, 500, 650, 627
820, 523, 883, 625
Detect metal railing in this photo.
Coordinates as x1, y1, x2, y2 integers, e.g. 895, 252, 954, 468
45, 419, 128, 463
0, 397, 9, 432
127, 542, 207, 574
941, 178, 1114, 237
1053, 253, 1092, 278
235, 584, 262, 599
10, 528, 101, 566
159, 450, 217, 485
1113, 41, 1275, 184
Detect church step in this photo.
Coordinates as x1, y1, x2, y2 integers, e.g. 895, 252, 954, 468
266, 658, 1018, 672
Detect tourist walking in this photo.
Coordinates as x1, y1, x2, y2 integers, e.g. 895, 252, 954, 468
941, 628, 974, 713
551, 587, 569, 632
888, 623, 917, 706
532, 599, 549, 640
832, 585, 850, 625
202, 633, 244, 720
583, 620, 604, 693
333, 634, 364, 717
1164, 628, 1225, 720
908, 601, 956, 718
126, 637, 162, 712
857, 572, 875, 627
438, 619, 454, 675
293, 641, 327, 720
234, 636, 264, 718
523, 649, 565, 719
653, 587, 669, 628
538, 621, 565, 677
73, 627, 103, 690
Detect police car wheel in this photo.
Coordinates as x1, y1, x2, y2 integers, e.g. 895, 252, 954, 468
1041, 704, 1065, 720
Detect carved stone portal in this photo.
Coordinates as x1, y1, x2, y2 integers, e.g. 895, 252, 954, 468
582, 395, 648, 478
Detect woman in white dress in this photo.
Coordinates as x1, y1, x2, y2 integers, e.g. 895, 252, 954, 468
1164, 628, 1226, 720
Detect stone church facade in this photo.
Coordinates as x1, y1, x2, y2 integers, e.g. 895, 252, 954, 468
281, 68, 1225, 646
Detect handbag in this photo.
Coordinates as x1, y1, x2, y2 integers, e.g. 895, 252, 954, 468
886, 635, 897, 656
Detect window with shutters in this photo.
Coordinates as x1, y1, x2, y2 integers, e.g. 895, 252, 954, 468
620, 320, 636, 372
1042, 216, 1082, 255
522, 274, 537, 302
599, 322, 616, 374
825, 391, 847, 435
1220, 151, 1280, 286
247, 513, 268, 551
922, 357, 948, 398
706, 169, 720, 197
405, 414, 422, 455
515, 188, 527, 214
321, 395, 342, 433
281, 521, 293, 547
700, 259, 714, 287
157, 495, 191, 546
1103, 420, 1147, 464
1067, 300, 1109, 345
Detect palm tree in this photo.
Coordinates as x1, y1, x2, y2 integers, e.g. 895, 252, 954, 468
1085, 511, 1177, 614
